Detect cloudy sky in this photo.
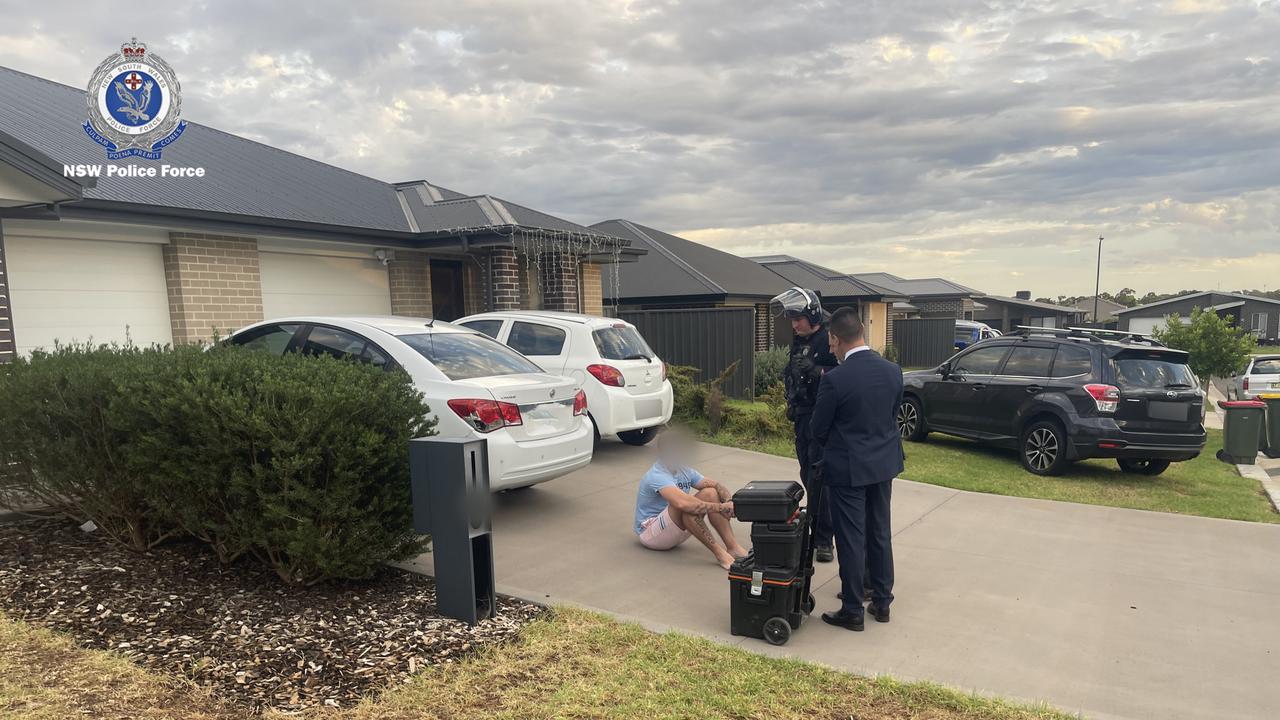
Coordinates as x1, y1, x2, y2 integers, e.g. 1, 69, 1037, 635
2, 0, 1278, 297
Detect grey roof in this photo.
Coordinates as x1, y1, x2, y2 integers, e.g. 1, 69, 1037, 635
592, 220, 793, 301
749, 255, 901, 301
848, 271, 978, 298
1071, 296, 1128, 314
0, 64, 624, 246
975, 294, 1081, 314
0, 127, 94, 202
1116, 291, 1280, 315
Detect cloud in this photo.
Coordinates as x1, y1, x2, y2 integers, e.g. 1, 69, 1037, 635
1, 0, 1278, 294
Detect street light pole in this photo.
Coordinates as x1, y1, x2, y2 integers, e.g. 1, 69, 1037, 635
1093, 235, 1103, 325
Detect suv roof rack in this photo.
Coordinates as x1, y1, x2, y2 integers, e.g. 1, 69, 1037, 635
1064, 326, 1168, 348
1009, 325, 1102, 342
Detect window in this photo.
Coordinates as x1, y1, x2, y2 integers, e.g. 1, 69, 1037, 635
302, 326, 368, 361
1001, 346, 1056, 377
509, 322, 566, 356
232, 324, 300, 355
399, 332, 543, 380
1051, 344, 1093, 377
1252, 359, 1280, 374
952, 345, 1009, 375
1251, 313, 1267, 333
1110, 354, 1198, 389
460, 319, 503, 339
592, 325, 653, 361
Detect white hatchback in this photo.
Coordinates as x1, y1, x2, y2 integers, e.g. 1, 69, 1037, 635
227, 316, 594, 490
455, 311, 674, 445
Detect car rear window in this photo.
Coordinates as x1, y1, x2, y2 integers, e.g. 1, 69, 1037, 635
1110, 354, 1198, 389
1051, 343, 1092, 377
399, 332, 543, 380
459, 319, 503, 339
593, 325, 654, 361
1252, 359, 1280, 374
509, 322, 566, 356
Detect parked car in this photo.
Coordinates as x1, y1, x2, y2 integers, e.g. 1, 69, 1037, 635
1230, 355, 1280, 400
954, 320, 1001, 351
455, 311, 673, 445
899, 327, 1206, 476
227, 316, 593, 490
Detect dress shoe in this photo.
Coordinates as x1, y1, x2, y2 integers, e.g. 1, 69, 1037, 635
815, 546, 834, 563
821, 610, 864, 631
867, 604, 890, 623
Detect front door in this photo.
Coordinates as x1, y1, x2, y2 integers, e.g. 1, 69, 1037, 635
430, 260, 466, 322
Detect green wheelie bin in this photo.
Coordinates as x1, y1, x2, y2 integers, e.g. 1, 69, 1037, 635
1216, 400, 1267, 464
1261, 393, 1280, 459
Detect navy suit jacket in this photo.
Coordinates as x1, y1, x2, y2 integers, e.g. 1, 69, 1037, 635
809, 349, 905, 488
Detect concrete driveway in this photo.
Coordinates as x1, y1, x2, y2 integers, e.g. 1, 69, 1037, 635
403, 441, 1280, 720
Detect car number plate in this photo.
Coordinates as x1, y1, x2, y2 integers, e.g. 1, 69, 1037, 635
1148, 401, 1189, 422
635, 398, 663, 421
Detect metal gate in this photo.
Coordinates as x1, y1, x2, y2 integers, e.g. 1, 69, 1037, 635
892, 317, 956, 369
619, 307, 755, 399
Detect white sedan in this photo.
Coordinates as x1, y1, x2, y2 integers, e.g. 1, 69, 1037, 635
227, 316, 594, 490
455, 311, 674, 445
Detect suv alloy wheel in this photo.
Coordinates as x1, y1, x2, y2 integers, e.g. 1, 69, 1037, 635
1020, 419, 1069, 476
897, 397, 928, 441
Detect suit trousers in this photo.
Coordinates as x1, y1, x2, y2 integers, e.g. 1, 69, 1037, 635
792, 411, 834, 549
830, 479, 894, 616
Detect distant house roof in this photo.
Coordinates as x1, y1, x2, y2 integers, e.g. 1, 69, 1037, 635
1071, 296, 1128, 316
592, 220, 793, 302
976, 294, 1081, 314
1116, 291, 1280, 315
0, 64, 628, 251
848, 271, 978, 298
749, 255, 904, 302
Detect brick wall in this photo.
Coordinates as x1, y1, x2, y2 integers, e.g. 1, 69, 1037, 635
388, 252, 432, 317
490, 246, 520, 311
539, 252, 579, 312
754, 303, 772, 351
0, 221, 12, 362
162, 232, 264, 344
580, 263, 604, 316
913, 298, 965, 318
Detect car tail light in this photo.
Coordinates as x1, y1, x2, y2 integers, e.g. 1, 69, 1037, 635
587, 364, 624, 387
1243, 377, 1250, 392
1083, 384, 1120, 413
447, 398, 522, 433
660, 361, 667, 382
572, 389, 588, 416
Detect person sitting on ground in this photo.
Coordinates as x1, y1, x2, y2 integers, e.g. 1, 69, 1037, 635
634, 428, 749, 569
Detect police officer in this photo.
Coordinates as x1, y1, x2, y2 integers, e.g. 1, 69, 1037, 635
770, 287, 838, 561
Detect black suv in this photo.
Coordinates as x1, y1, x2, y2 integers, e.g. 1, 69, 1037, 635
898, 327, 1207, 476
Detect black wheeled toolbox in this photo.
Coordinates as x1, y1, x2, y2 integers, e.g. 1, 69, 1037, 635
750, 519, 805, 568
732, 480, 804, 522
727, 482, 816, 646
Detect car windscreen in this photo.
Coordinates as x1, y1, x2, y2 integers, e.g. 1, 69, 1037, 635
398, 332, 544, 380
955, 327, 976, 342
1110, 354, 1198, 389
1252, 359, 1280, 374
593, 325, 654, 361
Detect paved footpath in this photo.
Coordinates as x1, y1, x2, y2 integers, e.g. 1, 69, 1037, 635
403, 441, 1280, 720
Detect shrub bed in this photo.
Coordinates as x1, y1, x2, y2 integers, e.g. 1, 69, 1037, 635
0, 343, 435, 584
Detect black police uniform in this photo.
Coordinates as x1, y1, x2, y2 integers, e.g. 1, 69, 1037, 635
784, 320, 838, 550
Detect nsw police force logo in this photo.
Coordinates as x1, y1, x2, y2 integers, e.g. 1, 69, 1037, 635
83, 38, 187, 160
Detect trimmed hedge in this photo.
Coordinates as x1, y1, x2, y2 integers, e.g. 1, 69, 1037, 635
0, 343, 435, 585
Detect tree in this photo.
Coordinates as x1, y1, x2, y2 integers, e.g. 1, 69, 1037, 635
1152, 308, 1256, 390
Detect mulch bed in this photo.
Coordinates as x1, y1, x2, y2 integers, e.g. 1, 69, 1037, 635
0, 518, 543, 713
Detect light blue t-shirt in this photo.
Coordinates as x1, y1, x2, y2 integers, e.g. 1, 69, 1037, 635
634, 461, 704, 534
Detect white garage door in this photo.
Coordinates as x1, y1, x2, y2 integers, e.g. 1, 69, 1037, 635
1128, 317, 1167, 335
6, 236, 172, 355
259, 252, 391, 319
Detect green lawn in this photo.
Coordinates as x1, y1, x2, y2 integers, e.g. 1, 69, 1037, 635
697, 404, 1278, 523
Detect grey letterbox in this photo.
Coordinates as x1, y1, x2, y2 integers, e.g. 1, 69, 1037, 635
409, 437, 495, 625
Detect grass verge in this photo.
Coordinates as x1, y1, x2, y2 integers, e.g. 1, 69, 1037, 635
1, 608, 1073, 720
696, 403, 1277, 523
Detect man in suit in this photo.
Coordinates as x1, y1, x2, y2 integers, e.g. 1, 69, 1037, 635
809, 306, 904, 632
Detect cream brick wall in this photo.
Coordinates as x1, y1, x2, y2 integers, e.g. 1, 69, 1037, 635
163, 232, 264, 343
388, 252, 432, 317
580, 263, 604, 316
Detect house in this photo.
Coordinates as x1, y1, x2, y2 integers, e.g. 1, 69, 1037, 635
749, 255, 905, 352
592, 219, 794, 351
1071, 295, 1128, 325
847, 272, 980, 321
973, 291, 1084, 332
1116, 291, 1280, 341
0, 65, 639, 362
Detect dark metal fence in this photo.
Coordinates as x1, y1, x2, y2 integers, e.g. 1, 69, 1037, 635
619, 307, 756, 400
892, 318, 956, 369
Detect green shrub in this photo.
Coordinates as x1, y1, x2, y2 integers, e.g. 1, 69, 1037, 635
0, 344, 435, 584
668, 364, 707, 421
753, 346, 788, 397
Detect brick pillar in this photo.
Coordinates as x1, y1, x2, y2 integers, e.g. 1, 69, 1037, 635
0, 220, 13, 362
580, 263, 604, 316
388, 252, 432, 318
489, 246, 520, 311
539, 252, 579, 312
754, 303, 772, 351
162, 232, 264, 343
